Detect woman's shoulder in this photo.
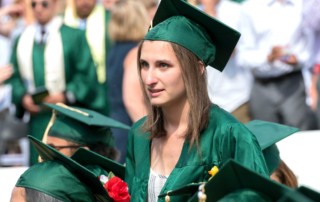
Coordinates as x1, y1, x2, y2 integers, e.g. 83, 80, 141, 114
128, 116, 150, 148
206, 104, 251, 135
209, 104, 239, 124
131, 116, 146, 127
130, 116, 148, 136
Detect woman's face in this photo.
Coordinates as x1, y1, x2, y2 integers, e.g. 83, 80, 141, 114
140, 41, 187, 107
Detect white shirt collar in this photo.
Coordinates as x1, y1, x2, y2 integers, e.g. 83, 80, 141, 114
35, 16, 62, 43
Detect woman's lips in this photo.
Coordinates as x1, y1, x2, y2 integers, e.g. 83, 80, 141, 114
148, 88, 164, 97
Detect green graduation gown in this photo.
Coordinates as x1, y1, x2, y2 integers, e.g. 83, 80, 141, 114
125, 105, 269, 202
8, 24, 107, 165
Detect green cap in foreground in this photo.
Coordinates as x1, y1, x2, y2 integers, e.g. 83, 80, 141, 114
159, 160, 313, 202
45, 103, 130, 147
144, 0, 240, 71
16, 160, 97, 202
21, 135, 126, 201
296, 186, 320, 201
245, 120, 299, 150
245, 120, 299, 174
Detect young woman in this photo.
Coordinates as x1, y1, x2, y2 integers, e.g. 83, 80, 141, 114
125, 0, 269, 201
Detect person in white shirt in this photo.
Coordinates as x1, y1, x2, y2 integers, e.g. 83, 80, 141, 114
237, 0, 318, 130
303, 0, 320, 126
0, 3, 24, 112
199, 0, 253, 123
0, 65, 13, 112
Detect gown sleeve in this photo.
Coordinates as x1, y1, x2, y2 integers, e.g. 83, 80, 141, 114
219, 122, 269, 177
65, 29, 107, 114
6, 36, 27, 117
125, 128, 135, 194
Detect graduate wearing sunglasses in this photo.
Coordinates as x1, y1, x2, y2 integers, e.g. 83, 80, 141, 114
43, 103, 130, 159
6, 0, 108, 165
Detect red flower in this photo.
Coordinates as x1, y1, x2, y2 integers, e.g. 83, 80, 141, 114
104, 177, 130, 202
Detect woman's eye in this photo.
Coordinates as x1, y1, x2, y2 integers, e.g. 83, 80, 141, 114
140, 61, 149, 68
159, 63, 169, 68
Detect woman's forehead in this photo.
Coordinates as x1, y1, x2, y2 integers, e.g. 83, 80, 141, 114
140, 41, 176, 59
142, 40, 172, 50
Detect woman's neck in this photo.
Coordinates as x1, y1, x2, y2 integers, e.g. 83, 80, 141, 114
162, 99, 190, 137
151, 100, 189, 176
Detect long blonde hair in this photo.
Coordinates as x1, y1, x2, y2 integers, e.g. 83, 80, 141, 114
137, 41, 211, 148
108, 0, 149, 42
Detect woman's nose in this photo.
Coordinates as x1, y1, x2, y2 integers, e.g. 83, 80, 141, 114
144, 68, 157, 85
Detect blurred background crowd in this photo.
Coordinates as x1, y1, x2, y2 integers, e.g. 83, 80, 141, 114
0, 0, 319, 174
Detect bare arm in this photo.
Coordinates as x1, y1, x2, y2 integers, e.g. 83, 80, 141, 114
122, 47, 147, 122
10, 187, 26, 202
309, 67, 319, 111
0, 4, 23, 37
0, 64, 13, 84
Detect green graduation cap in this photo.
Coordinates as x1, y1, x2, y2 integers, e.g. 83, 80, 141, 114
44, 103, 130, 147
217, 189, 273, 202
296, 186, 320, 202
278, 189, 314, 202
27, 135, 128, 202
218, 188, 315, 202
144, 0, 240, 71
71, 148, 125, 179
245, 120, 299, 174
158, 182, 202, 200
245, 120, 299, 150
158, 160, 305, 201
262, 144, 281, 174
15, 160, 97, 202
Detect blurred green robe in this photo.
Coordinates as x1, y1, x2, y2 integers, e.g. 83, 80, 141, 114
125, 105, 269, 202
8, 21, 107, 165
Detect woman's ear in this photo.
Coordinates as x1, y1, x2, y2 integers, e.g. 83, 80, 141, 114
198, 61, 205, 75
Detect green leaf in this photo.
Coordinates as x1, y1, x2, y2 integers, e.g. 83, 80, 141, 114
108, 171, 115, 179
